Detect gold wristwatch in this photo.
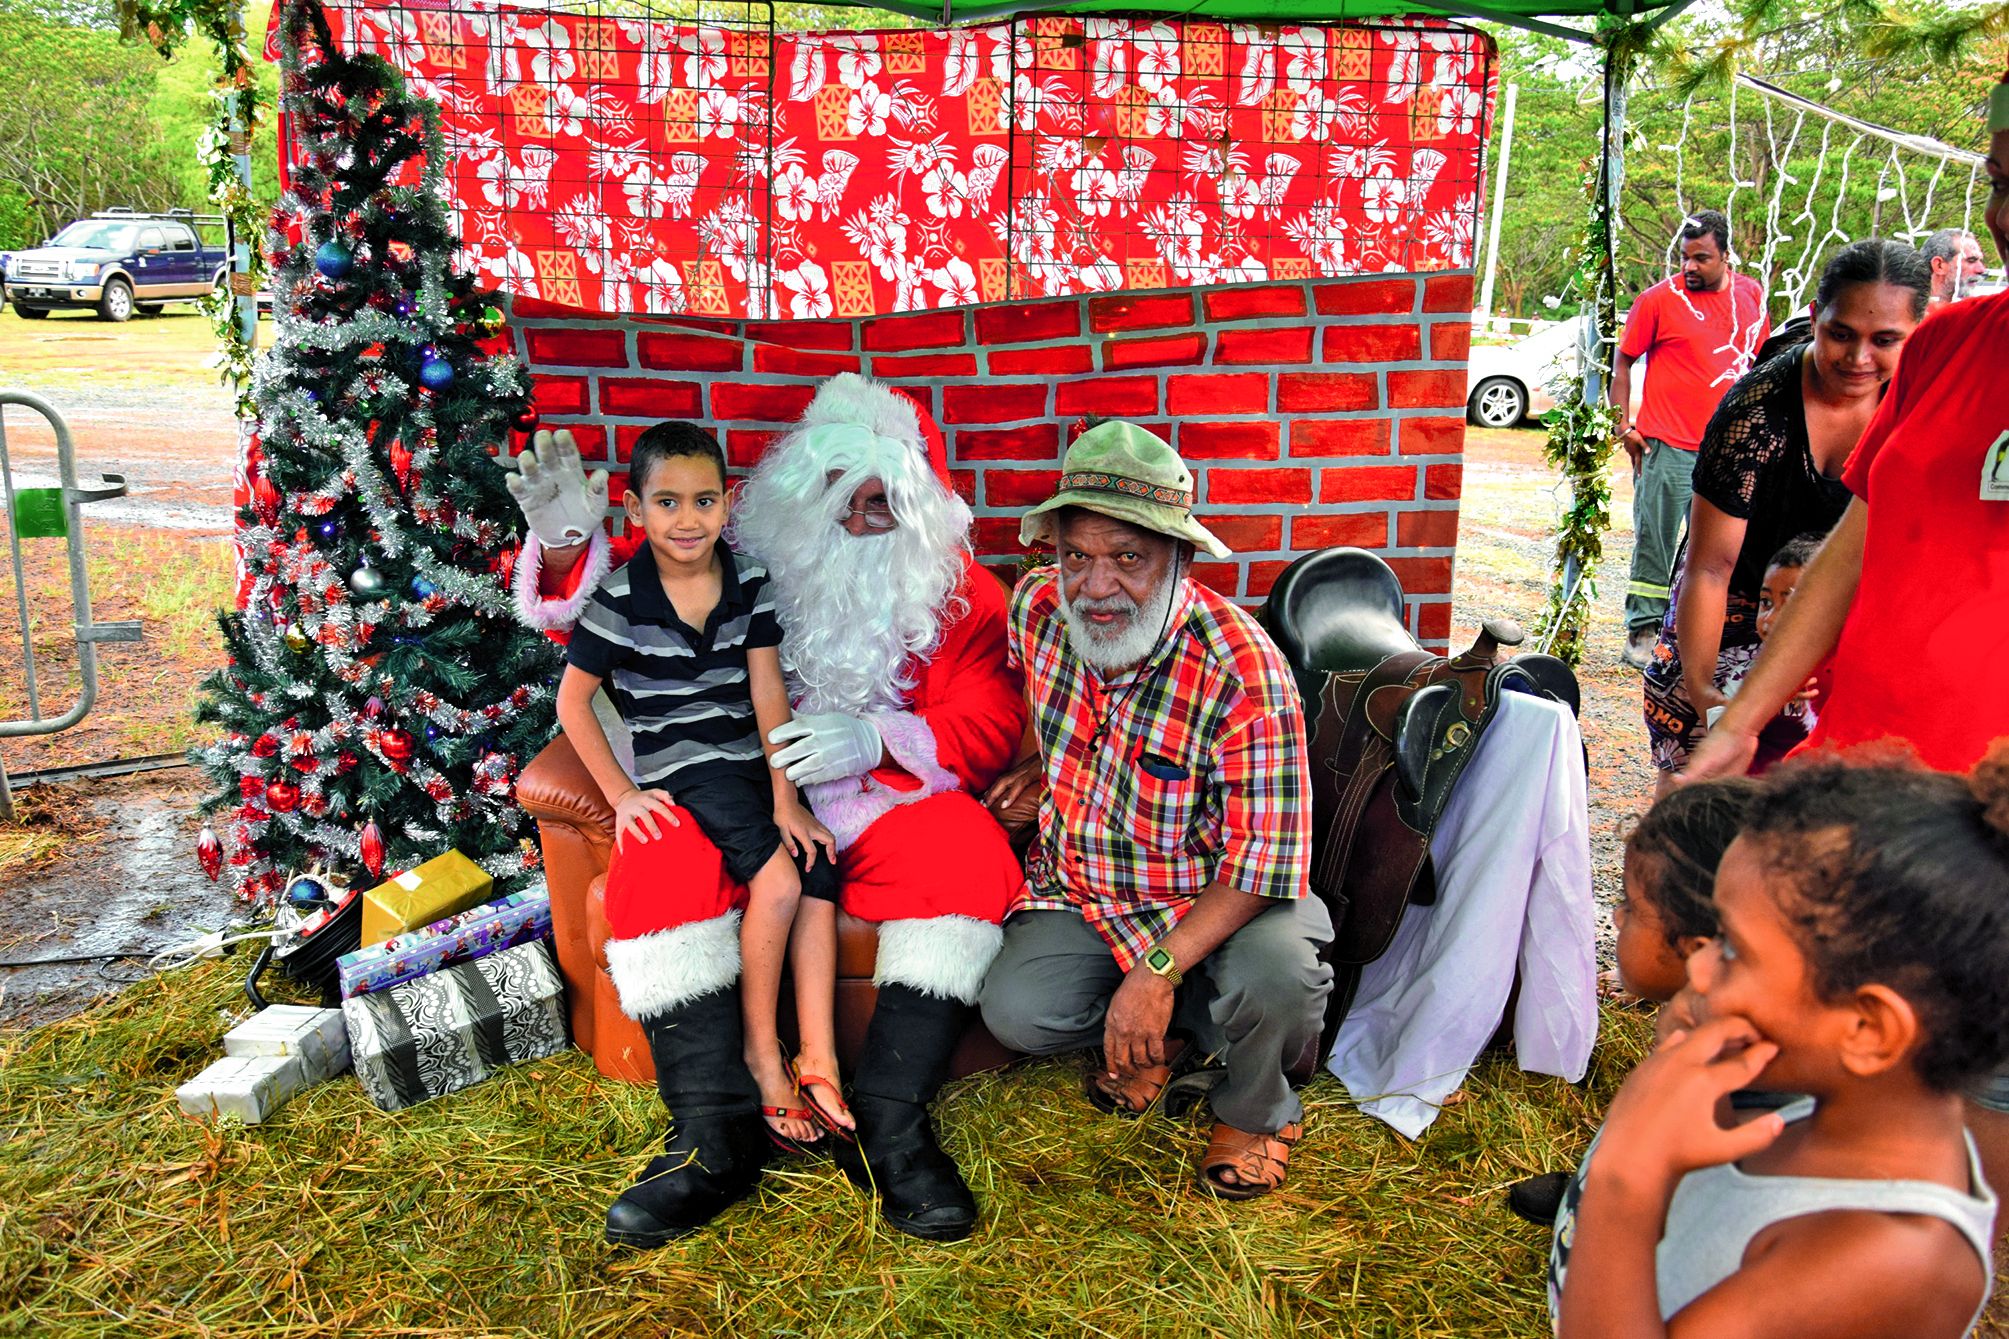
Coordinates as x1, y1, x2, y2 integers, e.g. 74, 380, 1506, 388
1142, 944, 1182, 987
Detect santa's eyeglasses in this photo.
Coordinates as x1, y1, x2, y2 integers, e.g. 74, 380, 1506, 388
840, 500, 898, 529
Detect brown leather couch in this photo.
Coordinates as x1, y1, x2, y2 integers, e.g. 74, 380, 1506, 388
517, 733, 1018, 1084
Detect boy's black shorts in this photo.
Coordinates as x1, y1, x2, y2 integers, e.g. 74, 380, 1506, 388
673, 767, 840, 902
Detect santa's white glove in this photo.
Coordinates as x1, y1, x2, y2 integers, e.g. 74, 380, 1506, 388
504, 429, 609, 549
768, 713, 884, 786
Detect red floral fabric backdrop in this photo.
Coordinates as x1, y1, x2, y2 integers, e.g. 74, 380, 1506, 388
283, 4, 1495, 319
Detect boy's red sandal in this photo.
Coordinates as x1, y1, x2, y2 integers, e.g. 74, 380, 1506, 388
787, 1057, 857, 1144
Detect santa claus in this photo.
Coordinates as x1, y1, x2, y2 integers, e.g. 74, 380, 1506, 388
507, 374, 1025, 1245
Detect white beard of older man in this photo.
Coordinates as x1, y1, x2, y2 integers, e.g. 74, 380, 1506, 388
509, 374, 1026, 1246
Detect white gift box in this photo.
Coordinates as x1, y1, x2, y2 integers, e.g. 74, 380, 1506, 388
175, 1053, 311, 1124
223, 1005, 351, 1082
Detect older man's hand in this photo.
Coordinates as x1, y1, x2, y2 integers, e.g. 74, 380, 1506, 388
1102, 967, 1175, 1077
983, 756, 1044, 831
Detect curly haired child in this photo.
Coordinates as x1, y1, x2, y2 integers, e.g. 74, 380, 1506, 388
1551, 745, 2009, 1337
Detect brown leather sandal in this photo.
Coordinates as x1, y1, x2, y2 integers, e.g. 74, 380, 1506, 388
1198, 1120, 1303, 1201
1084, 1063, 1171, 1116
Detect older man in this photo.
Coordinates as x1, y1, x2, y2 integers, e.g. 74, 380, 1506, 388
979, 421, 1331, 1201
1922, 227, 1987, 307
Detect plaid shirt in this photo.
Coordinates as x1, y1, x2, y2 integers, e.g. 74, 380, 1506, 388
1006, 568, 1311, 970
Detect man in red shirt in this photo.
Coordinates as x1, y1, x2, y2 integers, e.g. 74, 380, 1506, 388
1612, 209, 1770, 668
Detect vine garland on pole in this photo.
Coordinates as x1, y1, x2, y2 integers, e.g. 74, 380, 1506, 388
1532, 19, 1647, 666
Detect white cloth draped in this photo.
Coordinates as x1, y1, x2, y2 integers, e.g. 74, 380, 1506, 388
1327, 692, 1597, 1138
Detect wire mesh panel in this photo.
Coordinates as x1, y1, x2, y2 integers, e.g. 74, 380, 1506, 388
286, 3, 1494, 318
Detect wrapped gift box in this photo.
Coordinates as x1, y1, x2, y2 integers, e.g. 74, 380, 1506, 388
342, 939, 569, 1111
361, 849, 493, 947
223, 1005, 351, 1082
177, 1053, 311, 1124
336, 889, 551, 999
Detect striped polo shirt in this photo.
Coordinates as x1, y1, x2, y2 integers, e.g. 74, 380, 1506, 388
565, 544, 782, 791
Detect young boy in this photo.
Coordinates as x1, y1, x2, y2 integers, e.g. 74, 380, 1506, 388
1709, 534, 1823, 770
554, 422, 846, 1150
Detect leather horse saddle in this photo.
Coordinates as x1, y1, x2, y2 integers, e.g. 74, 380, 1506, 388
1263, 548, 1579, 1047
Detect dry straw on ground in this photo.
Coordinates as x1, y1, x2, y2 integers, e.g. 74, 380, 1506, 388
0, 961, 1655, 1337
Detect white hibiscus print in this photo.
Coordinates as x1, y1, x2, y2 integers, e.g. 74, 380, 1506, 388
846, 82, 892, 137
831, 35, 883, 90
637, 258, 687, 314
1363, 167, 1409, 225
521, 20, 574, 88
774, 164, 818, 222
1070, 163, 1118, 218
699, 88, 741, 139
1132, 23, 1180, 93
923, 162, 970, 218
681, 27, 727, 89
780, 260, 833, 318
929, 256, 978, 306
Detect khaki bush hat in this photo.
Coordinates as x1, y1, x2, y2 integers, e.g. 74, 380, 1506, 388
1017, 421, 1231, 559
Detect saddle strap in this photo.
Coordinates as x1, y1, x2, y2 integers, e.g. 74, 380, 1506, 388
1312, 651, 1439, 902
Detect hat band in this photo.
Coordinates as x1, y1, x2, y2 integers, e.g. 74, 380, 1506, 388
1059, 471, 1193, 511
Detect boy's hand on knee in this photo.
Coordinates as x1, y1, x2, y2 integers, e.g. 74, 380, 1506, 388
775, 799, 836, 868
614, 787, 681, 850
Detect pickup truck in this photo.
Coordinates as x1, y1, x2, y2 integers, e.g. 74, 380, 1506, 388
4, 209, 230, 322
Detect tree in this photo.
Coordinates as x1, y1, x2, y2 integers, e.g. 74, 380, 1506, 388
0, 0, 186, 246
193, 0, 557, 904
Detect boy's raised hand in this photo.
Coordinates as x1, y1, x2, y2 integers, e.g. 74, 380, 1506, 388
775, 799, 837, 869
614, 787, 681, 850
1597, 1016, 1786, 1187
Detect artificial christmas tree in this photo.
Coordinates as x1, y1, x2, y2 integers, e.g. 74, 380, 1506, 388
194, 0, 558, 905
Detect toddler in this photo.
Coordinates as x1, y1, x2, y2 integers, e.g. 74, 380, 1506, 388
1509, 778, 1759, 1224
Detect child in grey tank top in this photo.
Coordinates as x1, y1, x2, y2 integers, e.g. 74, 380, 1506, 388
1552, 749, 2009, 1336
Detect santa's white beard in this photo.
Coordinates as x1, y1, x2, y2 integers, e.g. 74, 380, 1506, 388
1061, 571, 1180, 676
732, 439, 971, 717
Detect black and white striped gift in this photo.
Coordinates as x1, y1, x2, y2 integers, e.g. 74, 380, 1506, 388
342, 939, 569, 1111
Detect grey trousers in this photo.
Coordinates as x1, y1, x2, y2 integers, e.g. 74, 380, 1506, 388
1624, 436, 1698, 635
977, 898, 1334, 1133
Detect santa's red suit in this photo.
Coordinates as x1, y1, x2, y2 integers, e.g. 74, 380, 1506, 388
509, 374, 1023, 1246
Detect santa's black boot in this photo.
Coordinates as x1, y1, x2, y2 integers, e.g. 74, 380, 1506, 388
837, 982, 978, 1242
604, 990, 770, 1248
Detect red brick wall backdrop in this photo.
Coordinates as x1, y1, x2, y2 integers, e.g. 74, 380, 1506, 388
510, 270, 1472, 648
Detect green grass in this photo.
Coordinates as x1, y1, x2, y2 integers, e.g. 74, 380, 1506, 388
0, 962, 1658, 1337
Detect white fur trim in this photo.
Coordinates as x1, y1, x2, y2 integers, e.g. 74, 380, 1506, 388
512, 528, 611, 632
872, 916, 1003, 1005
870, 709, 958, 795
801, 372, 923, 449
604, 910, 742, 1020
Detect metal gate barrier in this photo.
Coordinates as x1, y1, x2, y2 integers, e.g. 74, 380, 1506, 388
0, 390, 145, 820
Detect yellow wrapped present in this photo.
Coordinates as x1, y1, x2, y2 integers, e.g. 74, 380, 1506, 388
361, 850, 493, 947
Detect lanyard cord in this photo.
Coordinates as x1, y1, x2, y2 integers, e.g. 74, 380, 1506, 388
1084, 555, 1185, 752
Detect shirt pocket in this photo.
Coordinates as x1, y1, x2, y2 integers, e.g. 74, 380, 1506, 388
1123, 751, 1202, 853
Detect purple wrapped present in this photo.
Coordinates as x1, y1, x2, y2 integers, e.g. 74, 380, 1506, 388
335, 887, 551, 999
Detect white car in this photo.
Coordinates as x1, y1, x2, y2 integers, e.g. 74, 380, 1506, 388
1466, 314, 1648, 428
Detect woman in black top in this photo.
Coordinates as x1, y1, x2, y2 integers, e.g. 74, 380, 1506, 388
1643, 239, 1931, 784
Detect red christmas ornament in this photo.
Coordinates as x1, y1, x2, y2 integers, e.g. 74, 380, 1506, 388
196, 824, 223, 881
359, 819, 386, 877
380, 729, 415, 762
291, 754, 320, 774
265, 780, 301, 813
389, 441, 412, 489
511, 406, 541, 434
251, 733, 280, 759
253, 475, 282, 526
336, 750, 361, 775
239, 776, 265, 799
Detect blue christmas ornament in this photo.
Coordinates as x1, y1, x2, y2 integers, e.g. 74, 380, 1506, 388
419, 356, 454, 390
410, 575, 437, 599
313, 239, 353, 278
286, 876, 328, 908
